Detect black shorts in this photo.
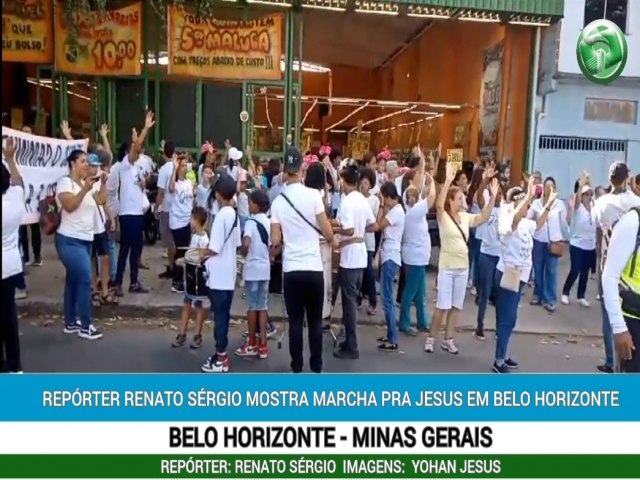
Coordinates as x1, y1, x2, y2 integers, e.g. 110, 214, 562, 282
92, 231, 109, 257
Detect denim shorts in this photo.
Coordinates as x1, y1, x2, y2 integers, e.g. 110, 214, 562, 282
183, 293, 204, 308
92, 231, 109, 257
245, 280, 269, 311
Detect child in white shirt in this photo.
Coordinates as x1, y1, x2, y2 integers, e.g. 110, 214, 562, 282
171, 207, 209, 349
235, 190, 271, 359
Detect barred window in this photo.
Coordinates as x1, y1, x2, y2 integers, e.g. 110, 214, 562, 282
538, 135, 626, 152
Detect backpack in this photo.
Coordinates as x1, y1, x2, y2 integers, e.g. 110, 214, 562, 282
39, 185, 60, 235
618, 207, 640, 318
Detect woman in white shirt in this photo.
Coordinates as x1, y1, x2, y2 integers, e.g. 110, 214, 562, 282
527, 176, 569, 312
2, 138, 26, 372
493, 180, 556, 373
168, 156, 196, 293
399, 155, 435, 336
56, 151, 108, 340
561, 183, 596, 307
376, 182, 405, 351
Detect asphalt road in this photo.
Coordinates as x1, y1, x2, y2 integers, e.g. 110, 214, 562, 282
17, 316, 607, 374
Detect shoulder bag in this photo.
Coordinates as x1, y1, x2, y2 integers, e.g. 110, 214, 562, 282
547, 211, 567, 257
446, 211, 468, 244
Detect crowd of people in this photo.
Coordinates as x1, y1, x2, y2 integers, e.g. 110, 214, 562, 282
1, 112, 638, 374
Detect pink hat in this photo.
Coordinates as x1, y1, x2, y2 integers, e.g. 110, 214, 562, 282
304, 153, 319, 166
200, 142, 216, 154
319, 144, 332, 157
377, 148, 391, 161
238, 169, 248, 182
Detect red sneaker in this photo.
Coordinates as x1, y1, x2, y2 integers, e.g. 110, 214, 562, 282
258, 343, 268, 359
235, 342, 258, 357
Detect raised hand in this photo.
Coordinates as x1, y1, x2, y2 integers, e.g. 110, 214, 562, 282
489, 178, 499, 198
99, 123, 109, 138
445, 163, 457, 182
60, 120, 71, 139
526, 175, 536, 198
144, 111, 155, 129
3, 136, 17, 159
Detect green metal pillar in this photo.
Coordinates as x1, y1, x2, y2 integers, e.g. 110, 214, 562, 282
241, 82, 248, 151
247, 84, 255, 151
51, 73, 58, 137
294, 15, 304, 148
282, 10, 295, 153
153, 7, 161, 149
35, 66, 42, 130
142, 1, 149, 148
59, 75, 69, 125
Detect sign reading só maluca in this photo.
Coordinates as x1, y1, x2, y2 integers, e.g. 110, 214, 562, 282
168, 9, 282, 81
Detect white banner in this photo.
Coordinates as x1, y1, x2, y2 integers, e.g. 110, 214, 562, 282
1, 422, 638, 454
1, 127, 88, 225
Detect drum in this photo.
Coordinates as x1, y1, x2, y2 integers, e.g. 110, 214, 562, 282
184, 249, 208, 297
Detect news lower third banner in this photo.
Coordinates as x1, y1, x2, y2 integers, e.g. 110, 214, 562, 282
0, 374, 638, 479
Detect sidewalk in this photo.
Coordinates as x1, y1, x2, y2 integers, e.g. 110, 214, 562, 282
19, 237, 604, 337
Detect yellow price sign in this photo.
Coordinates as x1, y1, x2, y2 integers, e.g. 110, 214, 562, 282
446, 148, 464, 172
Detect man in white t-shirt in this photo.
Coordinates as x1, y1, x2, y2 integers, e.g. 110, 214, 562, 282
155, 141, 177, 279
270, 147, 335, 373
594, 161, 640, 373
333, 165, 376, 360
201, 175, 242, 374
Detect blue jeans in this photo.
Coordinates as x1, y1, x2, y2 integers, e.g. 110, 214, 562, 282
381, 260, 400, 344
532, 240, 559, 305
116, 215, 144, 286
476, 253, 499, 330
399, 265, 428, 331
55, 233, 93, 329
15, 273, 26, 290
209, 289, 234, 354
468, 231, 482, 287
562, 245, 595, 299
360, 251, 377, 308
107, 231, 117, 283
598, 275, 614, 368
494, 270, 525, 362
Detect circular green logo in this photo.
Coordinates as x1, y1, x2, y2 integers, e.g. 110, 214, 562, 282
577, 19, 627, 84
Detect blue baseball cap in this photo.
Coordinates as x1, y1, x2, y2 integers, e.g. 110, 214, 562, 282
87, 153, 101, 166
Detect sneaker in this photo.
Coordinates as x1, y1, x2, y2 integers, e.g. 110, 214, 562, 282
544, 303, 556, 313
258, 343, 268, 359
15, 289, 28, 300
596, 294, 602, 301
597, 364, 614, 374
201, 354, 229, 373
78, 325, 103, 340
242, 325, 277, 339
32, 257, 43, 267
493, 361, 511, 373
235, 342, 258, 357
474, 329, 486, 341
190, 334, 203, 349
400, 327, 418, 337
129, 283, 150, 294
530, 297, 542, 306
441, 338, 459, 355
561, 295, 570, 305
424, 336, 435, 353
63, 322, 81, 334
172, 334, 187, 348
171, 282, 185, 294
577, 298, 590, 308
471, 286, 477, 296
504, 358, 519, 370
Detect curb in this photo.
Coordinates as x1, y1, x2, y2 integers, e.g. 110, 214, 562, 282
19, 300, 603, 339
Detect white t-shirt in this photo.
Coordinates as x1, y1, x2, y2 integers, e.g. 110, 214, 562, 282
570, 204, 596, 251
169, 179, 194, 230
106, 164, 120, 217
594, 190, 640, 231
156, 161, 175, 213
113, 157, 147, 216
237, 191, 250, 218
136, 154, 156, 177
480, 206, 501, 257
195, 184, 210, 210
527, 198, 567, 243
401, 198, 430, 266
243, 213, 271, 282
270, 183, 324, 273
56, 177, 97, 242
92, 181, 106, 235
337, 191, 375, 269
380, 204, 405, 266
364, 194, 380, 252
473, 189, 491, 241
2, 186, 26, 279
226, 165, 239, 181
189, 231, 209, 249
206, 205, 241, 290
497, 213, 537, 283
